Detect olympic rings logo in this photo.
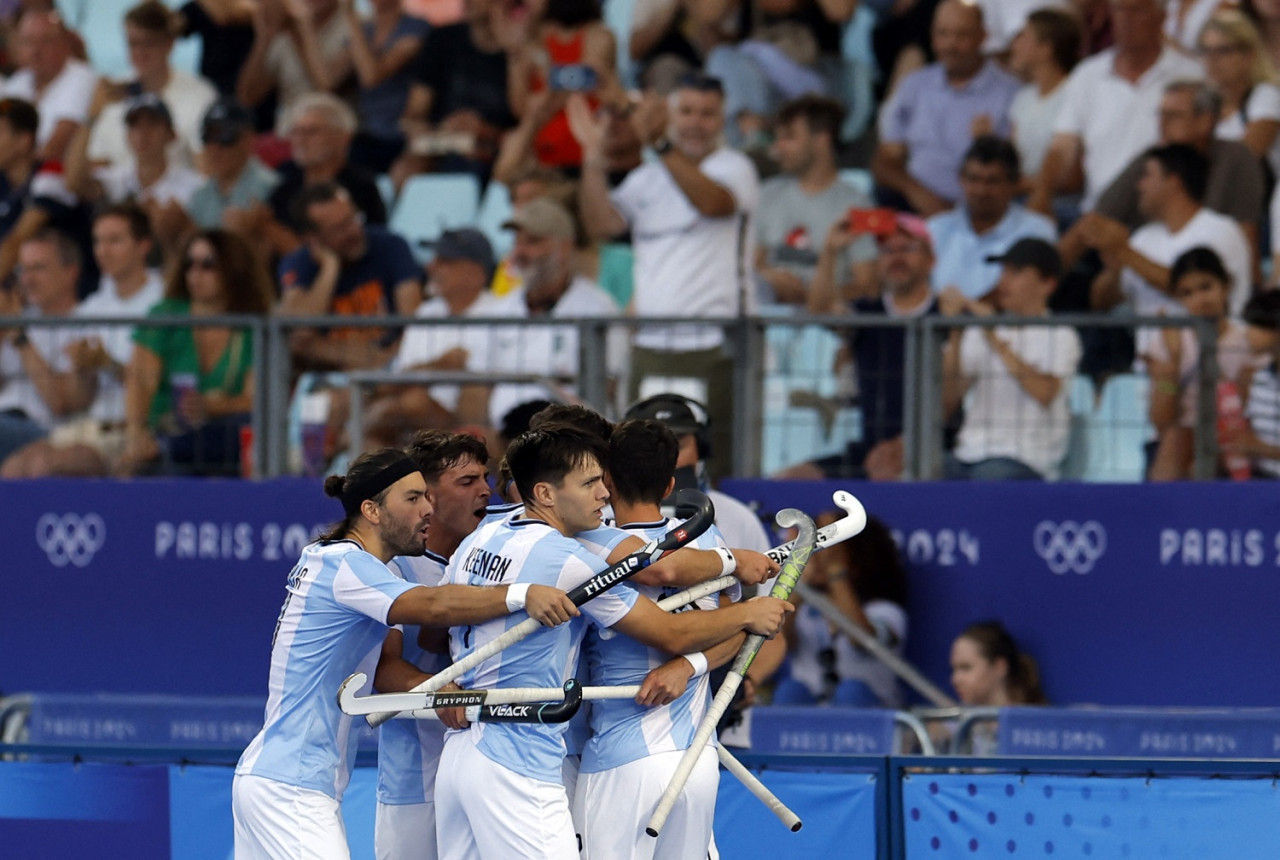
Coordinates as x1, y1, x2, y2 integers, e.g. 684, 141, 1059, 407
35, 513, 106, 568
1033, 520, 1106, 575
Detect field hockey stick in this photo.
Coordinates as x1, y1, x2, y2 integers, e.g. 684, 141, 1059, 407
364, 489, 716, 728
793, 581, 957, 708
339, 674, 641, 715
646, 507, 822, 838
655, 489, 869, 612
366, 679, 585, 724
717, 746, 802, 832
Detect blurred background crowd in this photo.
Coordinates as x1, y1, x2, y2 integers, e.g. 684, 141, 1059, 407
0, 0, 1278, 490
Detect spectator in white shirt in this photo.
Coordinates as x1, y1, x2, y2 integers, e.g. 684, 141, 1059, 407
364, 227, 508, 448
1029, 0, 1203, 216
941, 238, 1082, 481
0, 228, 93, 464
0, 8, 97, 164
1, 204, 164, 476
86, 1, 218, 174
1088, 143, 1254, 316
1006, 7, 1082, 186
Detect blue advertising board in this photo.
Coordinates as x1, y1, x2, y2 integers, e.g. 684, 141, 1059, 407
5, 479, 1280, 706
724, 480, 1280, 708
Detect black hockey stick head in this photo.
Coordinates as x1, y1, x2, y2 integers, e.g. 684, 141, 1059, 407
661, 488, 715, 550
477, 679, 583, 724
567, 490, 714, 606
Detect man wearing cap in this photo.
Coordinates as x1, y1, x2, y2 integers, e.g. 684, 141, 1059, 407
783, 212, 946, 481
279, 181, 421, 371
926, 135, 1057, 300
232, 446, 577, 860
941, 237, 1082, 481
483, 197, 624, 430
187, 98, 280, 234
572, 75, 759, 479
68, 95, 203, 210
85, 0, 217, 174
363, 228, 512, 447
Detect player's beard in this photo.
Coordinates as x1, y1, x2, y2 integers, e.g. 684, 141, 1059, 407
381, 509, 429, 557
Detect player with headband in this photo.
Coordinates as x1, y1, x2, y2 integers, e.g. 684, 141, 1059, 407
373, 431, 495, 860
434, 427, 793, 859
573, 418, 751, 859
232, 448, 577, 860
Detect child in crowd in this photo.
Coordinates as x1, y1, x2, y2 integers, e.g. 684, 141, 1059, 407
1141, 247, 1259, 481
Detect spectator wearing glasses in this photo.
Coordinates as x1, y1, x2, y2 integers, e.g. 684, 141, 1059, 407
85, 0, 217, 174
265, 92, 387, 257
118, 228, 271, 477
278, 182, 420, 372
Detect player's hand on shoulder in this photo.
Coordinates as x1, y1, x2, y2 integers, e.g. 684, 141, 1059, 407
743, 596, 795, 637
526, 585, 579, 627
636, 657, 694, 707
731, 549, 779, 586
434, 682, 471, 730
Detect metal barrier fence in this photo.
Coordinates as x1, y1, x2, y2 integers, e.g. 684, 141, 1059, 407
0, 312, 1235, 480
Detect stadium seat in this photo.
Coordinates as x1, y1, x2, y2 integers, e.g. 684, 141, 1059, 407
602, 0, 638, 88
1058, 374, 1095, 481
60, 0, 201, 79
391, 173, 482, 263
475, 180, 515, 258
376, 173, 397, 211
1083, 373, 1152, 482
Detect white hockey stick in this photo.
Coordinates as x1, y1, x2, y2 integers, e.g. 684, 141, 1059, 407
717, 746, 802, 832
647, 507, 829, 838
654, 489, 869, 612
339, 673, 641, 716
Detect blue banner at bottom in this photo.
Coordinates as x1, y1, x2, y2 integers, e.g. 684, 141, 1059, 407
0, 762, 875, 859
903, 772, 1280, 857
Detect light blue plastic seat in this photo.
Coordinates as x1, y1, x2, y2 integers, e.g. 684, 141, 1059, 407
1083, 373, 1153, 482
390, 173, 482, 263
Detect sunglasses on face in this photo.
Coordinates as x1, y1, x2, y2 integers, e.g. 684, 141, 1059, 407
185, 255, 218, 272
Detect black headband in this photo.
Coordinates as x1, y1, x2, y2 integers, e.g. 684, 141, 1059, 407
340, 456, 420, 517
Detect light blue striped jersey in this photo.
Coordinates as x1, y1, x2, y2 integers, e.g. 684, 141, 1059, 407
236, 540, 419, 800
377, 550, 451, 805
575, 519, 729, 773
446, 515, 638, 782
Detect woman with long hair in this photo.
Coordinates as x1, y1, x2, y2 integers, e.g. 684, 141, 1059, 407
117, 228, 272, 475
950, 620, 1046, 707
1199, 10, 1280, 172
774, 513, 910, 708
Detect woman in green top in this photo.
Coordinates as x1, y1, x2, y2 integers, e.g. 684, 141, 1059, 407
119, 229, 272, 475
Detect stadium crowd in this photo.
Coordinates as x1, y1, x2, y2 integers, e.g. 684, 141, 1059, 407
0, 0, 1278, 484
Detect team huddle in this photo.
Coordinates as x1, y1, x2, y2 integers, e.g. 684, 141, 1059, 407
230, 403, 795, 860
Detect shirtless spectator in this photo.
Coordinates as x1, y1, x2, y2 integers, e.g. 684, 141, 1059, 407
872, 0, 1019, 215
